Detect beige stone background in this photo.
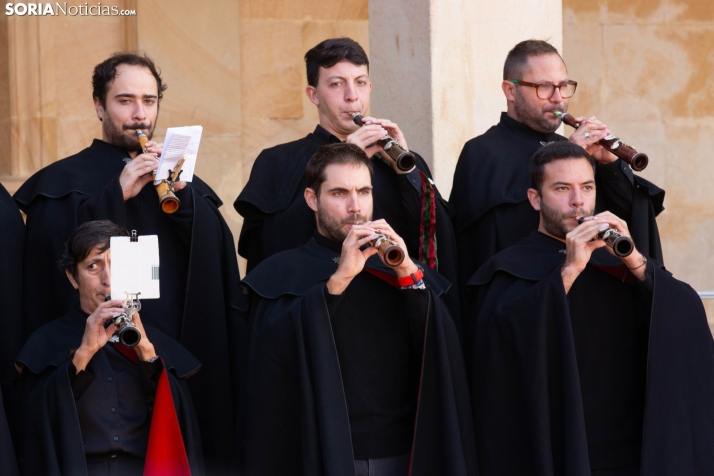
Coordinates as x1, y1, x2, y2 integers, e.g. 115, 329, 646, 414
0, 0, 712, 320
563, 0, 714, 322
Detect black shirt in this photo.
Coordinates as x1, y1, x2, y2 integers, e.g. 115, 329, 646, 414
68, 341, 163, 458
316, 232, 427, 460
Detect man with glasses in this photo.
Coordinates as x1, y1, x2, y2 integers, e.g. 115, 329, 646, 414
449, 40, 665, 291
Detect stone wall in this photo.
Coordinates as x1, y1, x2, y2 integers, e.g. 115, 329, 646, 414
563, 0, 714, 328
563, 0, 714, 320
0, 0, 368, 274
1, 0, 711, 314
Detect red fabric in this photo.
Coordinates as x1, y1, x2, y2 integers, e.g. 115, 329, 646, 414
417, 170, 438, 270
590, 263, 637, 284
397, 269, 424, 287
364, 268, 400, 289
112, 345, 192, 476
144, 366, 191, 476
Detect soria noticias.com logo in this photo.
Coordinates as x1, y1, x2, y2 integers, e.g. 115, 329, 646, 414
5, 2, 136, 16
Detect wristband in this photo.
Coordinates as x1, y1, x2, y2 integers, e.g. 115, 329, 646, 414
628, 255, 647, 270
398, 269, 424, 287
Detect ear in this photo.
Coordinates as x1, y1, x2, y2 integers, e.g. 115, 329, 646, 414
527, 188, 542, 211
66, 269, 80, 290
93, 97, 105, 122
502, 80, 517, 102
305, 86, 319, 107
304, 187, 319, 212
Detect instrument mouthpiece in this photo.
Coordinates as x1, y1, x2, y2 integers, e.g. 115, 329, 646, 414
350, 113, 365, 127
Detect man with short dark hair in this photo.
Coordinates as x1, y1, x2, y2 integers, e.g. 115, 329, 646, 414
450, 39, 664, 293
13, 52, 242, 473
234, 37, 460, 325
240, 143, 476, 476
11, 220, 203, 476
464, 141, 714, 475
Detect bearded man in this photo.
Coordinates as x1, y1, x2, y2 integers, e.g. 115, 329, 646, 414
464, 141, 714, 475
239, 143, 476, 476
13, 52, 242, 473
450, 40, 664, 294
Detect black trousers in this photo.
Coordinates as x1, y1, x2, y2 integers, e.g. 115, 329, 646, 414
86, 453, 144, 476
354, 453, 410, 476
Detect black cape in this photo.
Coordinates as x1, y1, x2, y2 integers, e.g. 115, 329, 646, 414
13, 139, 244, 473
10, 308, 204, 476
0, 183, 24, 390
465, 231, 714, 475
0, 390, 18, 476
234, 126, 461, 327
0, 183, 22, 476
238, 238, 477, 476
450, 112, 665, 290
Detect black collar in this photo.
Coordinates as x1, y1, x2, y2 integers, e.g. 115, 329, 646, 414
312, 230, 344, 253
89, 139, 134, 161
312, 125, 344, 145
533, 230, 567, 252
498, 112, 560, 143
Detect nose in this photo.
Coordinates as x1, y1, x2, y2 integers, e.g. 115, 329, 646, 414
132, 101, 147, 121
101, 266, 111, 290
550, 86, 564, 103
346, 191, 361, 214
344, 82, 357, 102
570, 188, 584, 208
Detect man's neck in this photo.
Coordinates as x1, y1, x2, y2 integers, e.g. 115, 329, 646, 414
318, 120, 354, 142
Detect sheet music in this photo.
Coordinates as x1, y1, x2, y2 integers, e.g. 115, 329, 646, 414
156, 125, 202, 182
110, 235, 160, 300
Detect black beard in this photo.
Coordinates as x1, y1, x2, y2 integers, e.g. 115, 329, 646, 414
316, 209, 370, 242
539, 196, 591, 239
103, 118, 155, 153
513, 88, 565, 134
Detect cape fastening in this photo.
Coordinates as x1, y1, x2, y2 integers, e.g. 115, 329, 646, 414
112, 345, 191, 476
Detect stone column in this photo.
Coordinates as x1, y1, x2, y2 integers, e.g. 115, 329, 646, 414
369, 0, 562, 196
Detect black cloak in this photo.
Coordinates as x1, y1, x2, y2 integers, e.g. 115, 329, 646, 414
238, 237, 478, 476
450, 112, 665, 290
0, 183, 24, 395
465, 231, 714, 475
13, 140, 244, 473
233, 126, 461, 328
10, 309, 204, 476
0, 390, 19, 476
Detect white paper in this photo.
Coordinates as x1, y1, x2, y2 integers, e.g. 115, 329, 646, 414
156, 125, 202, 182
110, 235, 160, 300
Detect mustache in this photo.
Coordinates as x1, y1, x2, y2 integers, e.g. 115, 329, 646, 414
565, 208, 589, 218
125, 123, 151, 131
342, 214, 369, 225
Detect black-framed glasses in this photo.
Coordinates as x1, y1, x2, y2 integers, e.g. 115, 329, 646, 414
508, 80, 578, 99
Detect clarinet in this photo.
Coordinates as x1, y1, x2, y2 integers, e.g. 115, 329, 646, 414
350, 113, 416, 171
556, 112, 649, 171
137, 129, 182, 214
577, 216, 634, 257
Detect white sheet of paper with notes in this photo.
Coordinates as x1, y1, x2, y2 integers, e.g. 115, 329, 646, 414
156, 125, 202, 182
110, 235, 161, 300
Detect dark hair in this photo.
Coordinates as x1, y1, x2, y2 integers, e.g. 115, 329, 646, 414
304, 38, 369, 87
92, 52, 167, 107
503, 40, 563, 80
58, 220, 129, 280
530, 141, 596, 194
306, 143, 373, 197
